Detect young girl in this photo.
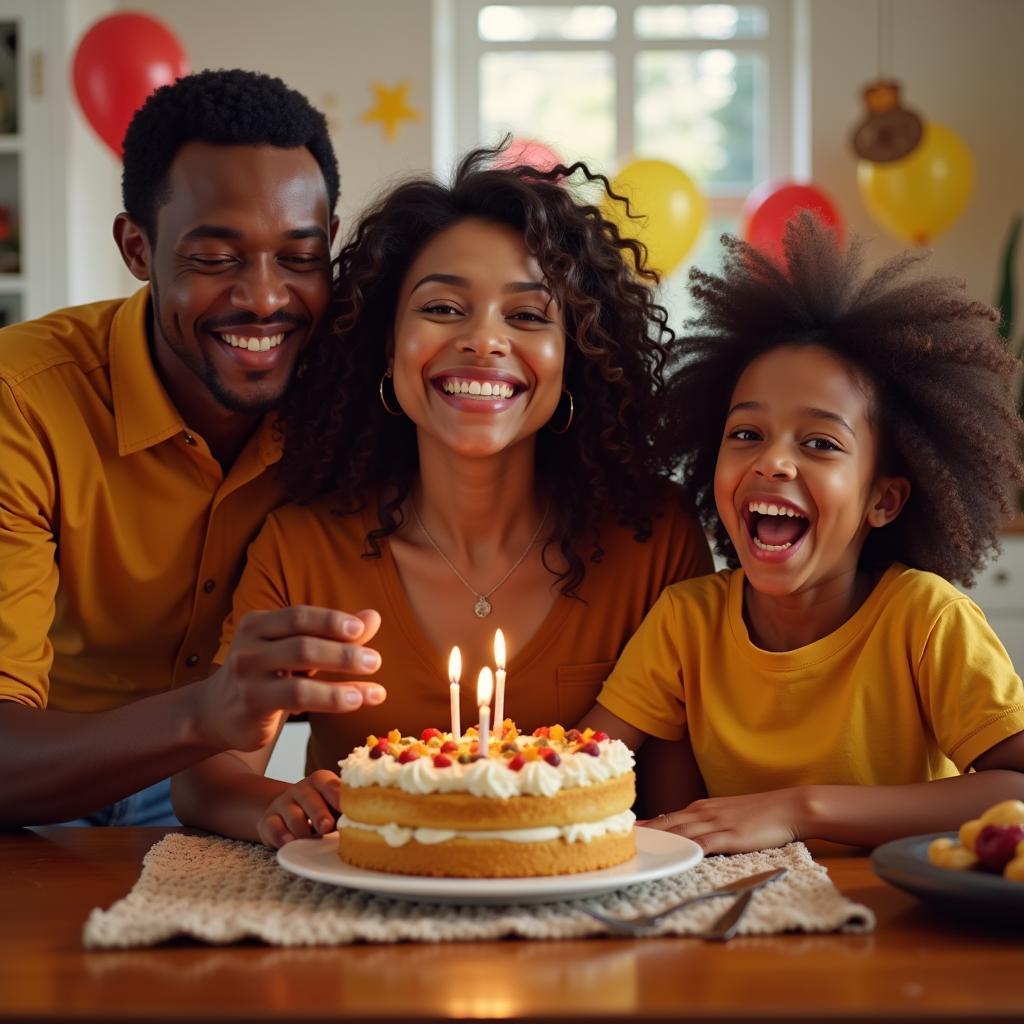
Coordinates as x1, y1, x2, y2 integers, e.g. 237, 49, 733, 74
173, 147, 712, 846
584, 213, 1024, 852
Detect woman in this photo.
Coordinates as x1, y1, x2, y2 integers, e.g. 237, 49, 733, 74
173, 146, 713, 846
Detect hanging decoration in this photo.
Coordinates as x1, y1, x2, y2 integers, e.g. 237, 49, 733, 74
857, 123, 974, 246
741, 181, 843, 265
851, 0, 922, 163
850, 80, 923, 163
850, 0, 973, 245
600, 158, 706, 276
361, 81, 421, 141
72, 13, 190, 158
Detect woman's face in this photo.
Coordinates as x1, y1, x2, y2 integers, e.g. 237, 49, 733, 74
390, 217, 566, 459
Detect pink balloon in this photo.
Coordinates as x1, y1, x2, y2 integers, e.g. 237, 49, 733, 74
494, 139, 564, 174
742, 181, 843, 264
72, 13, 190, 158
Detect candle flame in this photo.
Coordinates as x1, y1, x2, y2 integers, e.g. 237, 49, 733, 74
448, 646, 462, 684
476, 666, 494, 706
494, 628, 506, 670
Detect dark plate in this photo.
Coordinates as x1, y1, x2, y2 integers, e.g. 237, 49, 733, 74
871, 832, 1024, 922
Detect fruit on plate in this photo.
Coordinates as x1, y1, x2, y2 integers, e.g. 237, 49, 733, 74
927, 836, 978, 870
974, 824, 1024, 872
927, 800, 1024, 881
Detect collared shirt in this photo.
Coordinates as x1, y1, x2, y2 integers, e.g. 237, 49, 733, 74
0, 288, 285, 711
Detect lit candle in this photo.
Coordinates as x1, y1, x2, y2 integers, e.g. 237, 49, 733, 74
477, 666, 494, 757
448, 646, 462, 739
493, 628, 507, 739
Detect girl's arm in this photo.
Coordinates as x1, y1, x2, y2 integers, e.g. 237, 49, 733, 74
172, 739, 342, 847
171, 742, 287, 843
651, 732, 1024, 853
577, 706, 708, 819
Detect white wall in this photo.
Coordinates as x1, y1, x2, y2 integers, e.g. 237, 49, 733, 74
64, 0, 134, 306
59, 0, 1024, 315
123, 0, 434, 236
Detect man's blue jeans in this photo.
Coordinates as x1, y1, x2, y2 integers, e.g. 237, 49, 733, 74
57, 778, 180, 827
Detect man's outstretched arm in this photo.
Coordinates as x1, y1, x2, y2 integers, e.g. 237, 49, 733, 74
0, 606, 384, 826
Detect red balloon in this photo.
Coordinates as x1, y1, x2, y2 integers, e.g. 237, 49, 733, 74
493, 138, 564, 175
742, 181, 843, 264
72, 13, 190, 158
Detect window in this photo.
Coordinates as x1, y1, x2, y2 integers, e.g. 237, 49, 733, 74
448, 1, 793, 319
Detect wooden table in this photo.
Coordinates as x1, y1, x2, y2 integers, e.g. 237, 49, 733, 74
2, 827, 1021, 1023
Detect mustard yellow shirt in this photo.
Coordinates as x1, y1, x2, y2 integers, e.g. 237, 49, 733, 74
0, 289, 285, 711
215, 493, 713, 773
598, 565, 1024, 794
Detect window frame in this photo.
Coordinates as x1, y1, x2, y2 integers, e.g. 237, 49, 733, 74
451, 0, 794, 222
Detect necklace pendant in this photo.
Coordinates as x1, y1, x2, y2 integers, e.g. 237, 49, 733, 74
474, 596, 492, 618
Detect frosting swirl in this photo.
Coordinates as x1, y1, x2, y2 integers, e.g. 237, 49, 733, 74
339, 731, 635, 799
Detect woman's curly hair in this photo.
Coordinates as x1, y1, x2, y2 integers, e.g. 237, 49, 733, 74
278, 144, 680, 596
667, 212, 1024, 587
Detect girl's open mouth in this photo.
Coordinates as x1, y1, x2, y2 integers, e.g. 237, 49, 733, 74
742, 500, 811, 553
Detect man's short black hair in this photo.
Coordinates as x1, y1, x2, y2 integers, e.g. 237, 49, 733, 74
121, 68, 340, 239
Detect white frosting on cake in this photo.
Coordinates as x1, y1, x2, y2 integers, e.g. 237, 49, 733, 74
339, 736, 635, 798
337, 808, 636, 847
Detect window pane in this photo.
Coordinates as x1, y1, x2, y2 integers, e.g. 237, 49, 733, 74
635, 5, 768, 40
479, 52, 616, 169
479, 5, 616, 42
635, 50, 762, 190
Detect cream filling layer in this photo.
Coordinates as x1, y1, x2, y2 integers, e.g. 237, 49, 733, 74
338, 809, 636, 848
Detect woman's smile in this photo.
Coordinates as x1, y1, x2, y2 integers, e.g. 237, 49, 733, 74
430, 367, 526, 412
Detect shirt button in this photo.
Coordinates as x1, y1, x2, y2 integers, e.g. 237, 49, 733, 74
185, 654, 199, 667
203, 579, 216, 593
183, 433, 197, 446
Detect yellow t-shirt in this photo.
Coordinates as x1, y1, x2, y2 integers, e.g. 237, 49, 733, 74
0, 289, 285, 711
597, 565, 1024, 794
216, 492, 713, 774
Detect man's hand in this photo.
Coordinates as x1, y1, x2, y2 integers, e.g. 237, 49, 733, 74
195, 606, 386, 752
258, 769, 341, 848
641, 788, 810, 854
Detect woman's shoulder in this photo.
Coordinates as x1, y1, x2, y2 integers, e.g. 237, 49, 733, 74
261, 495, 374, 553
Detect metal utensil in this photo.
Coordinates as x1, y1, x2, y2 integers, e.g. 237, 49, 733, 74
578, 866, 787, 935
700, 884, 758, 941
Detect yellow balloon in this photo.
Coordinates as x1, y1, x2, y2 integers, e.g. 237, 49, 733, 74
857, 123, 974, 245
601, 158, 706, 275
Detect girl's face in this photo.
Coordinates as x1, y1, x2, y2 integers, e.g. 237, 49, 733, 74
390, 217, 566, 460
714, 344, 908, 598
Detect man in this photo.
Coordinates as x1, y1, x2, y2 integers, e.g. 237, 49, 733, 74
0, 69, 384, 827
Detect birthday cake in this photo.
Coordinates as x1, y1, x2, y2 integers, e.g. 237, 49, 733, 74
336, 724, 637, 878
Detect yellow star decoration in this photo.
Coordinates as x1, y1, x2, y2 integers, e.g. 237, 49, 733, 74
361, 81, 421, 141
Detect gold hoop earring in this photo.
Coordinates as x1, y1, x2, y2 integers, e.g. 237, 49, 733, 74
548, 389, 574, 434
378, 368, 404, 417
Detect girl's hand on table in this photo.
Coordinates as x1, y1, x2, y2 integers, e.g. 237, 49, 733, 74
641, 787, 809, 854
258, 770, 341, 848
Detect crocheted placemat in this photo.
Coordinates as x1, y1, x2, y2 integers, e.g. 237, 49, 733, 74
83, 834, 874, 948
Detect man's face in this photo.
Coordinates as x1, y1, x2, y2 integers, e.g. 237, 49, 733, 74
144, 142, 333, 415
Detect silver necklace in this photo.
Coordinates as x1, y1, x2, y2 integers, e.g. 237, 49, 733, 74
410, 500, 550, 618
